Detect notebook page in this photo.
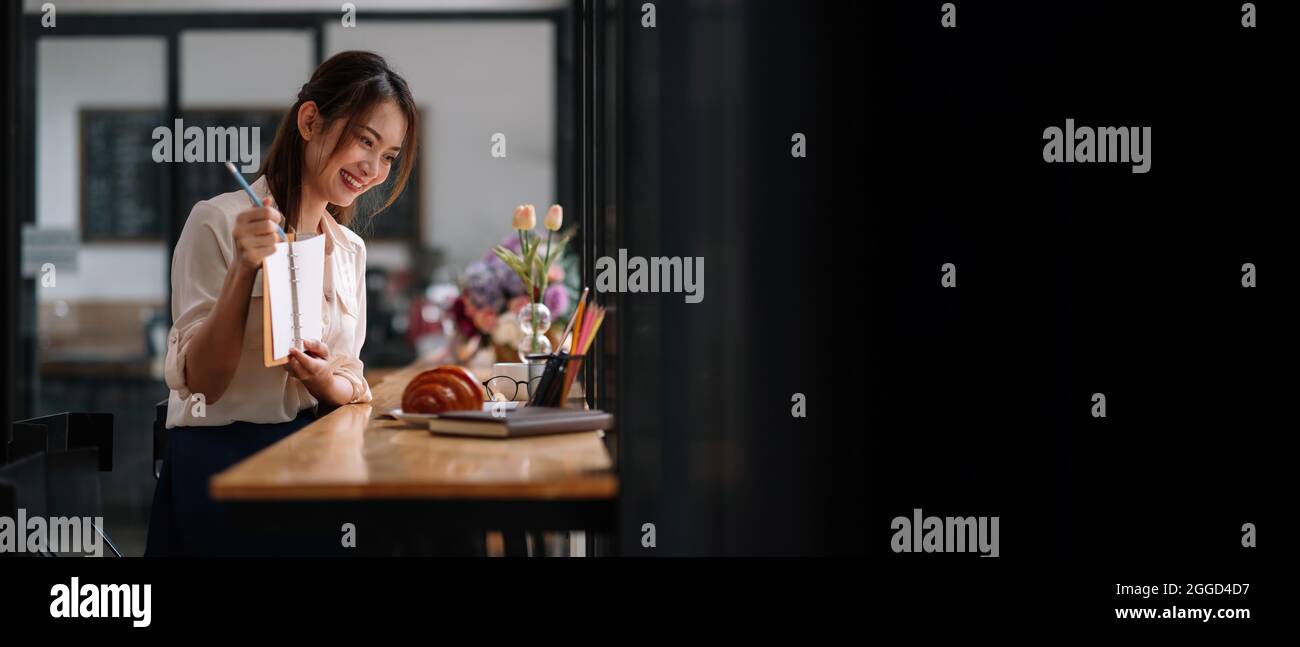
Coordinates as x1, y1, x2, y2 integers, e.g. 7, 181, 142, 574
290, 234, 325, 349
263, 233, 326, 362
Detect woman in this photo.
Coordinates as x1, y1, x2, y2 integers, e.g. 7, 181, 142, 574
147, 51, 418, 555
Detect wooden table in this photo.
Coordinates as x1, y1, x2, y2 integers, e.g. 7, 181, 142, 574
209, 358, 618, 555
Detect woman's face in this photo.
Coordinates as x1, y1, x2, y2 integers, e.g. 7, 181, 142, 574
302, 98, 407, 209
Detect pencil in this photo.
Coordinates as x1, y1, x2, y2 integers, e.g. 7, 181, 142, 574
577, 303, 600, 355
224, 162, 287, 241
581, 308, 605, 355
558, 287, 588, 353
568, 289, 589, 353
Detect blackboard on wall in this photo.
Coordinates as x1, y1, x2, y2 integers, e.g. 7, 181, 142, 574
79, 107, 422, 243
80, 108, 167, 241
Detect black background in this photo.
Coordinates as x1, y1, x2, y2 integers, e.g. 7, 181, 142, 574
859, 0, 1289, 625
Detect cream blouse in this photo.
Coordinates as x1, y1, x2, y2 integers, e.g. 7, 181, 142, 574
163, 176, 372, 428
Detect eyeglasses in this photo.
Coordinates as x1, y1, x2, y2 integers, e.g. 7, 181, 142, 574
482, 375, 544, 402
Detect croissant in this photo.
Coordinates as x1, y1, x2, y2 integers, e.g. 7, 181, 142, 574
401, 365, 483, 414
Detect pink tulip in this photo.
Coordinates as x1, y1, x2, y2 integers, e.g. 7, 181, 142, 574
544, 204, 563, 231
512, 204, 536, 230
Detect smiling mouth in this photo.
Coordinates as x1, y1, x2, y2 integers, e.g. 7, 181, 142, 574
339, 169, 366, 193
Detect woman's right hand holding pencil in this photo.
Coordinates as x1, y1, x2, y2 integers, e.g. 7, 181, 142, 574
233, 196, 284, 272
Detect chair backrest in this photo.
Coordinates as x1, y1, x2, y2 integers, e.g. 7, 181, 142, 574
45, 448, 103, 522
154, 398, 169, 479
7, 412, 113, 471
6, 422, 46, 465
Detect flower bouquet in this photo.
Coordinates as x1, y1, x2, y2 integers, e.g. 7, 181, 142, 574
452, 204, 578, 363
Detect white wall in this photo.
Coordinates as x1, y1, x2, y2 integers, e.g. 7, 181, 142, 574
326, 20, 556, 272
180, 30, 313, 106
36, 37, 167, 303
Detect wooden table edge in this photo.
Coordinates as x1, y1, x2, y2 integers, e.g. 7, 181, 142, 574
210, 474, 620, 502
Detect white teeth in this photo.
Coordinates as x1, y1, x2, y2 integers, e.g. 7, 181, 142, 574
341, 170, 363, 189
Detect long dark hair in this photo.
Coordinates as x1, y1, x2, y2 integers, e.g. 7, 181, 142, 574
258, 50, 418, 231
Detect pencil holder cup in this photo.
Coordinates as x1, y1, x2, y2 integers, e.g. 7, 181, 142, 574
525, 353, 587, 407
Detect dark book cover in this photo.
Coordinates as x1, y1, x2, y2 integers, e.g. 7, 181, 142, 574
429, 407, 614, 438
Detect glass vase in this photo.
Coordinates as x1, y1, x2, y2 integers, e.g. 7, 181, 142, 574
516, 302, 552, 363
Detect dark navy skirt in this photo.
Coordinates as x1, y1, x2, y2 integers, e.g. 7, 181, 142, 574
145, 408, 338, 556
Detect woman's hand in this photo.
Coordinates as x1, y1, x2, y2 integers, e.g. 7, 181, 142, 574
286, 340, 358, 407
286, 339, 333, 390
232, 196, 283, 272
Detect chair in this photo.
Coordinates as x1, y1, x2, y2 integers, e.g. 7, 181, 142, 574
2, 412, 121, 557
153, 398, 168, 479
8, 412, 113, 470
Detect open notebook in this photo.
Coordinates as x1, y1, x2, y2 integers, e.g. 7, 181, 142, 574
261, 233, 326, 367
